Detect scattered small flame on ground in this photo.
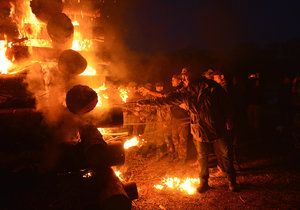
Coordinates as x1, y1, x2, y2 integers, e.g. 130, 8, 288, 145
154, 177, 200, 195
123, 136, 139, 149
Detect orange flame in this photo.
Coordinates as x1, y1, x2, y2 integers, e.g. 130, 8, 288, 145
71, 22, 93, 51
0, 40, 13, 74
80, 65, 97, 76
123, 136, 139, 149
154, 177, 200, 195
119, 88, 128, 103
14, 0, 43, 39
93, 83, 108, 107
113, 169, 124, 181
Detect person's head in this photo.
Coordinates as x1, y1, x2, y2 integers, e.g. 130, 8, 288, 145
171, 74, 182, 87
155, 82, 164, 92
181, 67, 190, 87
203, 68, 214, 80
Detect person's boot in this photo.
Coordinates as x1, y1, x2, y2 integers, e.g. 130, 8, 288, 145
197, 179, 210, 193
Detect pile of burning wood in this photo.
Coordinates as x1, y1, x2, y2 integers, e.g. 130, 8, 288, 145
0, 0, 137, 209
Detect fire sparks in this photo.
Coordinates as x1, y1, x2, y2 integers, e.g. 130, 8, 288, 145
119, 88, 128, 103
0, 40, 13, 74
123, 136, 139, 149
154, 177, 200, 195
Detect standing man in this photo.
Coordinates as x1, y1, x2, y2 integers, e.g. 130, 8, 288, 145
139, 70, 238, 193
170, 74, 190, 162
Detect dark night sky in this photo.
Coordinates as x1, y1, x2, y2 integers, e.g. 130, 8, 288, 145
113, 0, 300, 52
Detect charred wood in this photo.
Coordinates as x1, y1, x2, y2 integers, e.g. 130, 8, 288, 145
123, 182, 139, 201
0, 73, 35, 109
86, 107, 124, 128
30, 0, 64, 23
97, 168, 132, 210
47, 13, 74, 50
66, 85, 98, 114
58, 49, 87, 75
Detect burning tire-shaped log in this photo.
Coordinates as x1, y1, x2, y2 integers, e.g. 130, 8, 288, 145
47, 13, 74, 50
30, 0, 63, 23
58, 49, 87, 75
66, 85, 98, 115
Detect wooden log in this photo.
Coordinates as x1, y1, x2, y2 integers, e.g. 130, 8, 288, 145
30, 0, 63, 23
58, 49, 87, 75
86, 107, 124, 128
123, 182, 138, 201
46, 13, 73, 50
105, 142, 125, 166
0, 72, 36, 109
66, 85, 98, 114
98, 168, 132, 210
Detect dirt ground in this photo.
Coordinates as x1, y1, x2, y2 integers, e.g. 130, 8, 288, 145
120, 141, 300, 210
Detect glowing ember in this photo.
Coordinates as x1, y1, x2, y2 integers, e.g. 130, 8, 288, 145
119, 88, 128, 103
0, 40, 13, 74
80, 65, 97, 76
82, 171, 93, 179
123, 136, 139, 149
154, 177, 200, 195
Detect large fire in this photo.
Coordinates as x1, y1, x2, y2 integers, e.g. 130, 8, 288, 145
154, 177, 200, 195
0, 40, 13, 74
10, 0, 43, 40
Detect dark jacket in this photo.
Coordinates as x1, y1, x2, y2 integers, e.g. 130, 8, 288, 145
140, 77, 231, 142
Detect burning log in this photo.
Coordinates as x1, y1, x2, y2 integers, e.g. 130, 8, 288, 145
79, 124, 125, 168
46, 13, 74, 50
66, 85, 98, 114
58, 49, 87, 75
123, 182, 139, 200
97, 168, 132, 210
0, 71, 36, 109
9, 45, 30, 62
87, 107, 124, 128
30, 0, 64, 23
